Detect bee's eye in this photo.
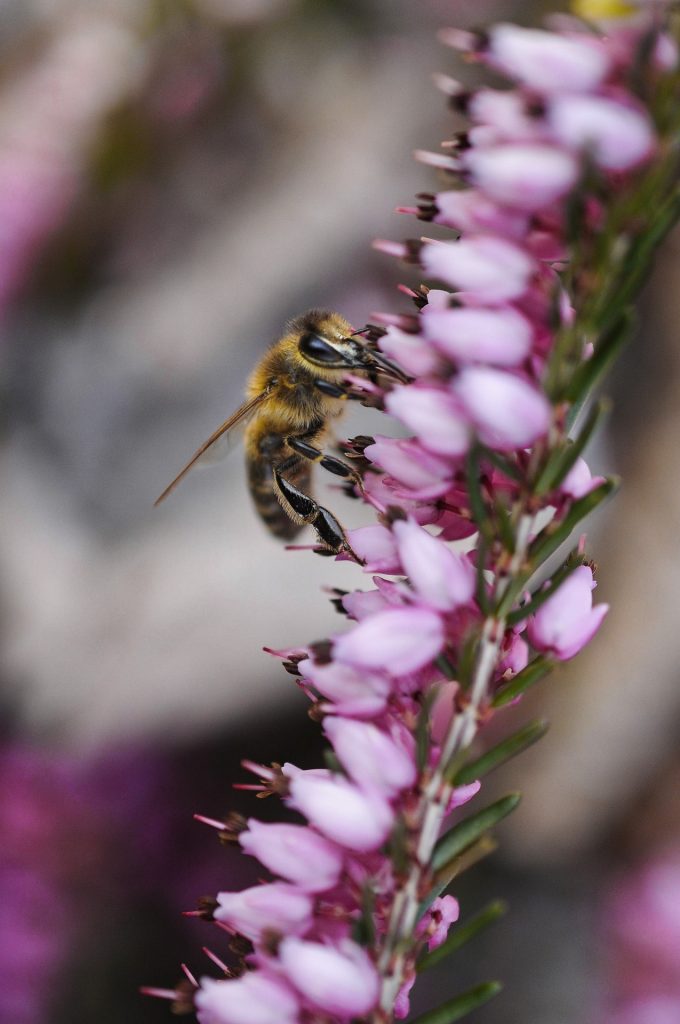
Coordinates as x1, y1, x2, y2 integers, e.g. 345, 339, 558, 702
299, 333, 344, 365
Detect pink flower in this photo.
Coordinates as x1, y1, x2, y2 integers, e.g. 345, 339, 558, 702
446, 780, 482, 814
365, 436, 452, 499
278, 938, 380, 1017
385, 386, 470, 457
324, 718, 417, 795
464, 144, 579, 211
467, 88, 544, 143
418, 894, 460, 951
485, 23, 610, 93
422, 304, 534, 366
341, 588, 391, 621
560, 456, 606, 500
421, 236, 535, 302
195, 973, 300, 1024
431, 188, 528, 237
298, 657, 391, 717
285, 767, 395, 852
378, 326, 444, 376
214, 882, 312, 942
527, 565, 609, 660
239, 822, 343, 893
333, 607, 445, 675
497, 632, 529, 677
394, 972, 417, 1019
453, 367, 551, 451
549, 95, 655, 171
393, 519, 475, 611
344, 525, 401, 573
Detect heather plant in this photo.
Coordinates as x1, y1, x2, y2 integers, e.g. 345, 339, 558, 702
145, 2, 680, 1021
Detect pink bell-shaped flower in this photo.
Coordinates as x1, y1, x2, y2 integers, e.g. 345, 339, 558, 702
214, 882, 312, 943
284, 766, 394, 852
527, 565, 609, 660
421, 235, 535, 303
195, 974, 300, 1024
239, 822, 343, 894
324, 717, 417, 796
278, 937, 380, 1017
393, 518, 475, 611
453, 366, 551, 451
385, 385, 470, 457
333, 606, 445, 676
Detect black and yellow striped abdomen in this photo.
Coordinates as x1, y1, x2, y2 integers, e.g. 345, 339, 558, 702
246, 450, 311, 540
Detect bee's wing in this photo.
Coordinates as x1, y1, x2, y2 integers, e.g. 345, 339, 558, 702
154, 391, 269, 506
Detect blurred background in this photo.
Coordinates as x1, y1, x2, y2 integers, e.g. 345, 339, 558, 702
1, 1, 679, 1022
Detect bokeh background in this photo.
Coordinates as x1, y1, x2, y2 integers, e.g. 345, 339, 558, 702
2, 2, 680, 1022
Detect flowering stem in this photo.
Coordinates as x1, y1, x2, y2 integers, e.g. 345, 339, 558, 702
376, 514, 535, 1014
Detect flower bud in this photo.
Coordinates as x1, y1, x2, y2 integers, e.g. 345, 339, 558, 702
278, 938, 380, 1017
214, 883, 312, 943
195, 973, 300, 1024
334, 606, 445, 676
239, 822, 343, 894
285, 767, 394, 852
324, 718, 416, 795
527, 565, 609, 660
393, 519, 475, 611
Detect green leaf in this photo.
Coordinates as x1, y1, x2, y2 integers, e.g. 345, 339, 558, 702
491, 656, 553, 708
506, 553, 583, 627
416, 689, 438, 773
535, 397, 611, 496
610, 187, 680, 306
351, 884, 376, 947
408, 981, 503, 1024
419, 836, 498, 920
465, 445, 492, 541
418, 900, 508, 972
432, 794, 521, 874
452, 720, 549, 785
474, 534, 491, 617
493, 497, 517, 555
478, 445, 523, 484
564, 310, 633, 408
527, 478, 618, 568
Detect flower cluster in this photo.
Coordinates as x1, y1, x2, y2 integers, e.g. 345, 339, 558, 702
153, 5, 680, 1023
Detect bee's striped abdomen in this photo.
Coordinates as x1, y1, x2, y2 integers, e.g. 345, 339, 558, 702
247, 453, 311, 539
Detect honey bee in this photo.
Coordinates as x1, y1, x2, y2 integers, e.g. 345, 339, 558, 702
154, 310, 409, 555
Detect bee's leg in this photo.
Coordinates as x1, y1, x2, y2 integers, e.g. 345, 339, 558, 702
272, 467, 360, 559
312, 379, 366, 402
284, 436, 365, 496
313, 377, 383, 410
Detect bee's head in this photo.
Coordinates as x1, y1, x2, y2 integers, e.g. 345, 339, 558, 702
294, 310, 410, 383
